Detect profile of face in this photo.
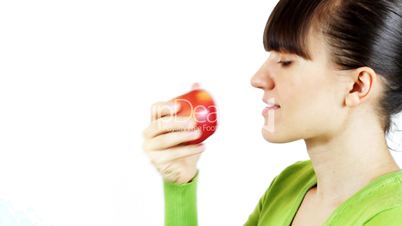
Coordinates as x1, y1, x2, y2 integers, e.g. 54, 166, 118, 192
250, 28, 382, 144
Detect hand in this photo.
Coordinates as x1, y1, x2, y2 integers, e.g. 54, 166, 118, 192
142, 83, 206, 184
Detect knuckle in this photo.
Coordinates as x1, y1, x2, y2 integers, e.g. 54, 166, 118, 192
148, 156, 155, 164
143, 123, 157, 139
142, 141, 151, 152
151, 158, 160, 166
156, 135, 168, 149
148, 152, 163, 166
151, 101, 165, 113
150, 102, 162, 119
151, 101, 162, 110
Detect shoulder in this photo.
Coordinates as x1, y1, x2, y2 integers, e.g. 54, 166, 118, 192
363, 207, 402, 226
260, 159, 315, 202
334, 171, 402, 225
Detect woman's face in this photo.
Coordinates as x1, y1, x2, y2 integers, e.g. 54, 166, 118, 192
251, 30, 350, 143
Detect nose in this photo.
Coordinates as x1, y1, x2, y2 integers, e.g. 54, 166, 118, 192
250, 62, 275, 90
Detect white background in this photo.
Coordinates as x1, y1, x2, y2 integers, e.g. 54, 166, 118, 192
0, 0, 401, 225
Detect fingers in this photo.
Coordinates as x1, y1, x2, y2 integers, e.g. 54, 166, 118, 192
143, 116, 197, 139
150, 101, 181, 122
145, 96, 206, 184
143, 129, 202, 151
147, 144, 205, 166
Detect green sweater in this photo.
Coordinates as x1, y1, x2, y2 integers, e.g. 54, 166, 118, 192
163, 160, 402, 226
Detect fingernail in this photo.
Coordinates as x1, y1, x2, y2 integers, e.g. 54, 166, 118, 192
171, 103, 180, 111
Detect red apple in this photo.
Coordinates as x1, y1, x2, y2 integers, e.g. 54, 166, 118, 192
171, 88, 218, 145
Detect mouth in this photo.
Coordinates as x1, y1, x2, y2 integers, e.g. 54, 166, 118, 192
262, 103, 280, 116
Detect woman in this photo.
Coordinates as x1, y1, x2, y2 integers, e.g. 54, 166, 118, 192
142, 0, 402, 225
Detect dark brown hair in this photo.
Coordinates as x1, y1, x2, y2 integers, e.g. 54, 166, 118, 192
263, 0, 402, 150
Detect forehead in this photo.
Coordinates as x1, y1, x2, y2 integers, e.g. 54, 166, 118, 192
310, 31, 323, 56
303, 27, 331, 65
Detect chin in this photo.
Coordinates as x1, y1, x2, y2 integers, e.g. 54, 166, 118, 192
261, 127, 295, 144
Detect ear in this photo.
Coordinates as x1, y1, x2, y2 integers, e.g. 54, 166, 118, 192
344, 67, 377, 107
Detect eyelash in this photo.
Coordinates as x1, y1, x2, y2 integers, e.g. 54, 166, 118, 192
279, 61, 293, 67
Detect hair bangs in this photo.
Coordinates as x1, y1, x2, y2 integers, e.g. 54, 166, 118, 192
263, 0, 325, 60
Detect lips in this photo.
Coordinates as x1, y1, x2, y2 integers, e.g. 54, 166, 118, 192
263, 98, 280, 107
262, 105, 279, 116
262, 100, 280, 117
265, 103, 280, 108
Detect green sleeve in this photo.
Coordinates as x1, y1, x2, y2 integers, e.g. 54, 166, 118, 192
363, 207, 402, 226
243, 175, 278, 226
163, 170, 199, 226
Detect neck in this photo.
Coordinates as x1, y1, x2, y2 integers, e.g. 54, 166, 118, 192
304, 122, 400, 206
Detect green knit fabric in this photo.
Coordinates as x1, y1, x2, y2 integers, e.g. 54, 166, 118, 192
163, 170, 199, 226
163, 160, 402, 226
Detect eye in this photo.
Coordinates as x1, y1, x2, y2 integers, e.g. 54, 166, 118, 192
279, 61, 293, 67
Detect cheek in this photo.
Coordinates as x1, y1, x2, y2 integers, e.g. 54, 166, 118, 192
278, 66, 331, 117
277, 68, 314, 107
